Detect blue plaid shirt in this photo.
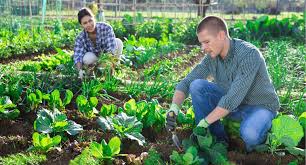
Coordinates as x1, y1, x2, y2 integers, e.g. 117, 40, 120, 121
73, 22, 116, 64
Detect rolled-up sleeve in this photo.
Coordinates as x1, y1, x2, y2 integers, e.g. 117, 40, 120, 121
73, 36, 85, 64
218, 50, 262, 111
176, 56, 210, 95
104, 26, 116, 54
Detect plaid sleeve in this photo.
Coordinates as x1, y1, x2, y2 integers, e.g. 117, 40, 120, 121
73, 35, 85, 64
104, 25, 116, 54
176, 56, 211, 95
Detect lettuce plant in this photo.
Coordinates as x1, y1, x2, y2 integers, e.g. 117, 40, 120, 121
170, 146, 204, 165
0, 96, 20, 120
28, 132, 61, 153
99, 104, 119, 117
97, 112, 145, 146
255, 115, 305, 156
46, 89, 73, 111
89, 136, 124, 159
34, 108, 83, 136
76, 95, 99, 118
124, 99, 165, 131
182, 127, 229, 165
27, 89, 50, 111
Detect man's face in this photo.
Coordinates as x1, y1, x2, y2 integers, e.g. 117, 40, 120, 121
197, 29, 224, 59
81, 15, 96, 33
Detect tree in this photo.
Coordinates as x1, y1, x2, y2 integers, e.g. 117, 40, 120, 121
194, 0, 211, 17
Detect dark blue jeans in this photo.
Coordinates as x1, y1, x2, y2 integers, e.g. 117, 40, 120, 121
189, 79, 276, 151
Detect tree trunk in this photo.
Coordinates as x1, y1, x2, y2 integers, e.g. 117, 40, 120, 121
195, 0, 210, 17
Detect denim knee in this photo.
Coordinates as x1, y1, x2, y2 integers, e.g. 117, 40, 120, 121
190, 79, 210, 95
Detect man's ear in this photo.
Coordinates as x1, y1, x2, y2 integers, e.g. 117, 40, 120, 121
218, 31, 226, 40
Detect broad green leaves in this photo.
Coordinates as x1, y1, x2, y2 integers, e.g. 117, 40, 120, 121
271, 115, 304, 147
170, 146, 204, 165
97, 112, 145, 146
34, 108, 83, 136
76, 95, 99, 118
29, 132, 61, 152
0, 96, 20, 120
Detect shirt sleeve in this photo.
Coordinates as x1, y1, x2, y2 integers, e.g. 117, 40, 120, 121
73, 35, 85, 64
104, 25, 116, 54
175, 56, 210, 95
217, 49, 262, 111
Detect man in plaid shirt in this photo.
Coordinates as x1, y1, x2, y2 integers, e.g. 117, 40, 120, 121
165, 16, 279, 152
73, 7, 123, 79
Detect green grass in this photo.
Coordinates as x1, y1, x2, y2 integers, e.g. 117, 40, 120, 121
0, 152, 47, 165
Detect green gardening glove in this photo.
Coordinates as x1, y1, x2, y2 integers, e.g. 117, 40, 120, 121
197, 118, 210, 128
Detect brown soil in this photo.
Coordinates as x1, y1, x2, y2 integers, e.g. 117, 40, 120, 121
0, 136, 30, 156
228, 151, 303, 165
0, 119, 34, 156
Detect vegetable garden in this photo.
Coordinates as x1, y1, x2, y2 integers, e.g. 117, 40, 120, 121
0, 12, 305, 165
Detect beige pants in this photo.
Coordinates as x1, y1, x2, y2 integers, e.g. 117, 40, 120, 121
82, 38, 123, 65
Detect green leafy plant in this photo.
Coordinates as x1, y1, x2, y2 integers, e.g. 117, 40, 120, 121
69, 147, 100, 165
298, 112, 306, 130
76, 95, 99, 118
97, 112, 145, 146
45, 89, 73, 111
99, 104, 119, 117
170, 146, 204, 165
123, 99, 165, 131
70, 136, 125, 165
0, 96, 20, 120
81, 79, 104, 98
255, 115, 305, 156
28, 132, 61, 153
144, 148, 165, 165
182, 127, 230, 165
26, 89, 50, 111
34, 108, 83, 136
177, 106, 195, 126
89, 136, 124, 159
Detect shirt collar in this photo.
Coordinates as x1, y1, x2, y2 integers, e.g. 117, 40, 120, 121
220, 38, 234, 62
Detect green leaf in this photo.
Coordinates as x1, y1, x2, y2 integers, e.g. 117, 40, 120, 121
32, 132, 40, 147
97, 116, 114, 131
63, 89, 73, 106
125, 132, 146, 146
89, 97, 98, 107
66, 121, 83, 135
90, 142, 104, 159
271, 115, 304, 147
170, 151, 182, 163
286, 147, 306, 156
52, 135, 62, 146
298, 112, 306, 129
182, 153, 194, 164
279, 136, 296, 148
76, 95, 87, 107
108, 136, 121, 156
124, 99, 137, 115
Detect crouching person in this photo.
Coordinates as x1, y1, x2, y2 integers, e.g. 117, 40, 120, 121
73, 7, 123, 79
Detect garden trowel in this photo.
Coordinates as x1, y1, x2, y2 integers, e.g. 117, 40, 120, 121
168, 111, 183, 151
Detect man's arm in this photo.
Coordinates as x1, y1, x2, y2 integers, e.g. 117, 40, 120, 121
205, 106, 230, 124
172, 90, 186, 106
75, 62, 82, 70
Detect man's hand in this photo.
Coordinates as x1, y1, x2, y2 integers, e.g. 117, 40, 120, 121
197, 118, 210, 128
166, 103, 180, 132
78, 69, 85, 79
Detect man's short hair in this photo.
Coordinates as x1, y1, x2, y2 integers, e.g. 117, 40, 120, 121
196, 16, 229, 37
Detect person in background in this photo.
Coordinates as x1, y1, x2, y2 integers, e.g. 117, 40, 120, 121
73, 7, 123, 79
165, 16, 279, 152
